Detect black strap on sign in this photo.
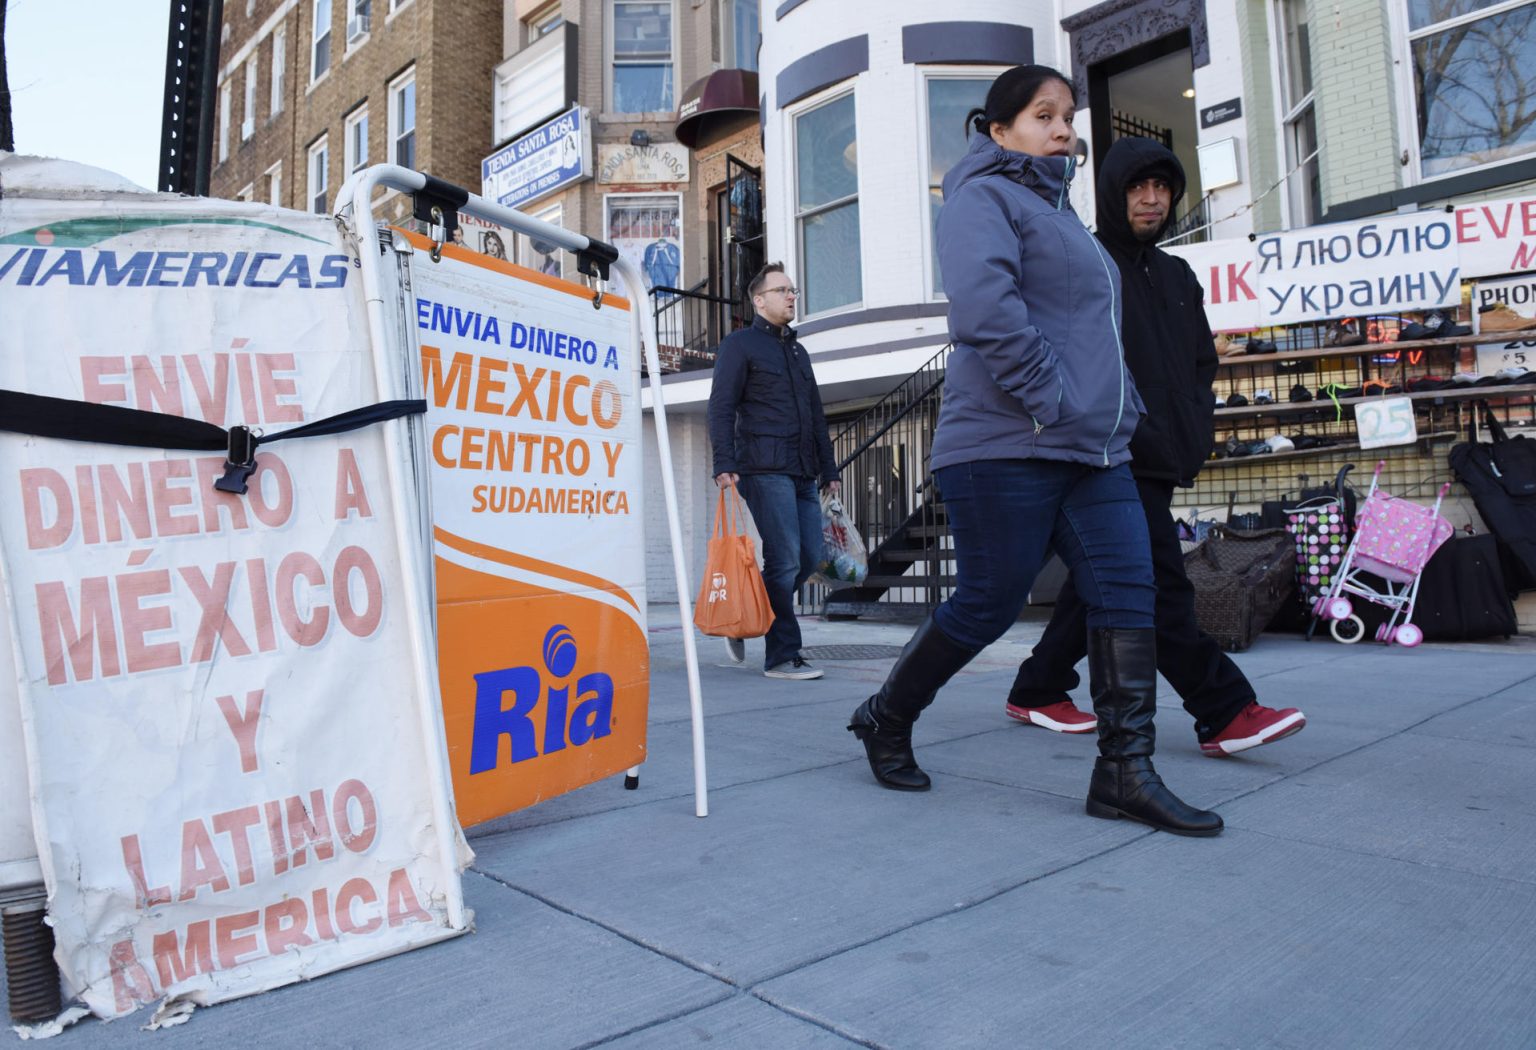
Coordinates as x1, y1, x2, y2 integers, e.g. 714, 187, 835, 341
0, 389, 425, 495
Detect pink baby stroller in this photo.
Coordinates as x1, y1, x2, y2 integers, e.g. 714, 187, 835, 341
1309, 461, 1455, 646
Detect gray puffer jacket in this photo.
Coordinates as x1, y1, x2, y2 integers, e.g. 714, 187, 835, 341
930, 134, 1143, 473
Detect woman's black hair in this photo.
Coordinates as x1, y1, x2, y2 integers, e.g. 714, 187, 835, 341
963, 64, 1075, 138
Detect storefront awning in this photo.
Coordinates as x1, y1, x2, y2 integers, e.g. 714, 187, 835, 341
675, 70, 760, 149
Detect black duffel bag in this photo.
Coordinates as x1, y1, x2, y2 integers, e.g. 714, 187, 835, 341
1448, 400, 1536, 591
1341, 533, 1517, 642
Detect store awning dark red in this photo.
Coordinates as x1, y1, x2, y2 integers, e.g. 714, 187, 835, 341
675, 70, 760, 149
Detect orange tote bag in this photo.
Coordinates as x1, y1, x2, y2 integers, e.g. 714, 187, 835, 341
693, 486, 776, 638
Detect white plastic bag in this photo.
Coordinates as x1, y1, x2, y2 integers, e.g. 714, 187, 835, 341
813, 491, 868, 585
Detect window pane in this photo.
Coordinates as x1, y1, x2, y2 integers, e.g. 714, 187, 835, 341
1413, 6, 1536, 176
1287, 105, 1320, 224
796, 94, 856, 211
614, 2, 671, 56
607, 197, 681, 292
397, 130, 415, 169
397, 80, 415, 131
929, 190, 945, 295
314, 0, 332, 75
272, 29, 285, 113
927, 79, 989, 186
732, 0, 758, 71
1407, 0, 1502, 31
927, 79, 987, 295
801, 201, 861, 314
350, 114, 367, 171
1278, 0, 1312, 106
614, 64, 673, 112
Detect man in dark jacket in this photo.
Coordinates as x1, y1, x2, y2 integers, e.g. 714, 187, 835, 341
708, 262, 840, 679
1005, 138, 1305, 756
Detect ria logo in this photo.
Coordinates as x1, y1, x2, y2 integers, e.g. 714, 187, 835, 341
469, 625, 615, 773
708, 571, 728, 604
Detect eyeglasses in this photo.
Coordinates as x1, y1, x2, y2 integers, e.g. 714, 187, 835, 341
760, 285, 798, 297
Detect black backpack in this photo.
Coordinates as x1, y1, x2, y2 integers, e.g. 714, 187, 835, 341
1448, 400, 1536, 591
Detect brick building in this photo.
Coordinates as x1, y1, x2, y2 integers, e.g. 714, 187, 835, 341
208, 0, 502, 224
485, 1, 760, 305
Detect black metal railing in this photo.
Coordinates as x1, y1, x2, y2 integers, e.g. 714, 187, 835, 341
806, 344, 956, 616
650, 283, 744, 374
1111, 110, 1172, 148
1160, 193, 1212, 247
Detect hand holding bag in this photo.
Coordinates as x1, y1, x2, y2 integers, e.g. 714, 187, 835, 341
813, 491, 869, 586
693, 486, 776, 638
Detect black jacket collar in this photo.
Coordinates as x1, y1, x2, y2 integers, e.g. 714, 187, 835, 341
752, 314, 797, 341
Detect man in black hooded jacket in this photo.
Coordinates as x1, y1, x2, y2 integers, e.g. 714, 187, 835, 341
1004, 137, 1306, 756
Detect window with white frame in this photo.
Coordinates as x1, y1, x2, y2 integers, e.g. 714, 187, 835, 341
794, 92, 860, 316
610, 1, 674, 113
347, 0, 371, 45
1275, 0, 1319, 225
345, 106, 369, 174
519, 203, 564, 277
218, 81, 231, 163
1406, 0, 1536, 178
236, 183, 255, 202
388, 68, 416, 168
605, 194, 681, 292
308, 136, 329, 213
266, 162, 283, 206
271, 26, 286, 115
242, 57, 258, 139
389, 0, 413, 12
529, 4, 564, 36
717, 0, 758, 71
926, 76, 991, 297
312, 0, 332, 82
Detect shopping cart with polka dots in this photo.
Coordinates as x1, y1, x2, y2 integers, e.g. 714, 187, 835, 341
1307, 461, 1455, 646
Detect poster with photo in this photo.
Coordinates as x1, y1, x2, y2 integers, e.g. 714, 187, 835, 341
518, 203, 564, 279
604, 194, 682, 295
452, 212, 513, 263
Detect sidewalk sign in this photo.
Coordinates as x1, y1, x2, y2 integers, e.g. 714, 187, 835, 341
334, 164, 710, 820
398, 229, 650, 825
0, 158, 468, 1018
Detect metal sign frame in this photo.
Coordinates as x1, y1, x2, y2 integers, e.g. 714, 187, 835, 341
332, 164, 710, 817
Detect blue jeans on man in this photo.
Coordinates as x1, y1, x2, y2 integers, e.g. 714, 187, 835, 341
737, 474, 824, 670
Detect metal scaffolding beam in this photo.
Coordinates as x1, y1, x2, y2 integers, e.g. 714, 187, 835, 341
158, 0, 223, 195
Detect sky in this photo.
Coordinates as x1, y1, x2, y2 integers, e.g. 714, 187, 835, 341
6, 0, 168, 189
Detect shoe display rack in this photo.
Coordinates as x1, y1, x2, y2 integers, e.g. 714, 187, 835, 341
1191, 321, 1536, 514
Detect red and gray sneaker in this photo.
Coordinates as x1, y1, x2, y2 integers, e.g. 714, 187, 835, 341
1200, 703, 1306, 756
1005, 700, 1097, 734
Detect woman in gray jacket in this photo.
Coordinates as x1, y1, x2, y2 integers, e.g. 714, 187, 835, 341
847, 65, 1220, 836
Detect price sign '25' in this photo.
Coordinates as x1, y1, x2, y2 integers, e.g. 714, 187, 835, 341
1354, 396, 1418, 450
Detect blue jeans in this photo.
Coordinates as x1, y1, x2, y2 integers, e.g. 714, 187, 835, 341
932, 459, 1155, 652
737, 474, 823, 669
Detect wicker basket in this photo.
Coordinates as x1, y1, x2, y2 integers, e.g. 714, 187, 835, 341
1184, 526, 1296, 652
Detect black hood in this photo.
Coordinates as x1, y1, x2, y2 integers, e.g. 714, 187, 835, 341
1095, 137, 1187, 252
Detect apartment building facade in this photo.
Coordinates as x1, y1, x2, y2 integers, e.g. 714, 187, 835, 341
484, 1, 761, 307
208, 0, 502, 223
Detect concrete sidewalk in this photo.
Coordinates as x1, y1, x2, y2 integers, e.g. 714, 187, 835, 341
7, 608, 1536, 1048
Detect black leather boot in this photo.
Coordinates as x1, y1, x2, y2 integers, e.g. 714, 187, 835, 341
848, 617, 977, 791
1084, 627, 1223, 837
